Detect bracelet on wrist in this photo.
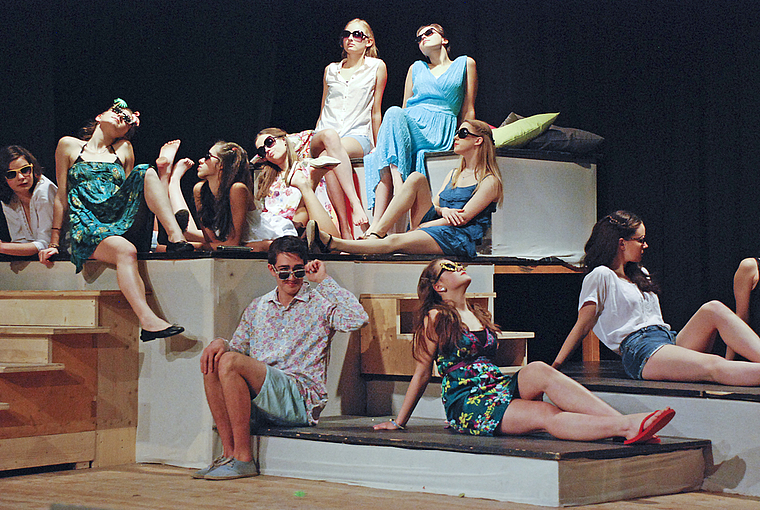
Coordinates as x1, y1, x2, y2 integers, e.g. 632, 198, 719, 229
389, 418, 405, 430
51, 227, 61, 231
48, 243, 59, 249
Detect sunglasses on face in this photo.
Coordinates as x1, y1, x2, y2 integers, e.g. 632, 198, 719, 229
110, 105, 134, 124
5, 163, 33, 180
256, 136, 279, 159
434, 261, 466, 283
415, 27, 438, 43
275, 267, 306, 280
203, 152, 220, 162
455, 127, 481, 140
629, 235, 647, 244
341, 30, 367, 41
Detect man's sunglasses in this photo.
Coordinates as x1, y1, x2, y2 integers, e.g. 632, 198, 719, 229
275, 268, 306, 280
5, 163, 33, 180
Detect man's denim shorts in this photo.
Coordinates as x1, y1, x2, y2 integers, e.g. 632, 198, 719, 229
619, 325, 677, 380
251, 365, 309, 427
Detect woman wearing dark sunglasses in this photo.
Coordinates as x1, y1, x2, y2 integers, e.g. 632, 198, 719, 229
553, 210, 760, 386
253, 128, 341, 241
0, 145, 58, 256
39, 99, 192, 342
373, 258, 676, 444
162, 141, 286, 252
311, 19, 387, 238
364, 23, 477, 225
308, 120, 500, 257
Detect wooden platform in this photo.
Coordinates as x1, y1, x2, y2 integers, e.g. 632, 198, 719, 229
559, 361, 760, 497
253, 415, 709, 507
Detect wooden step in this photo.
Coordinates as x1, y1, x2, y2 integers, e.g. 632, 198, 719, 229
0, 290, 123, 327
0, 327, 111, 364
254, 415, 709, 507
0, 362, 66, 373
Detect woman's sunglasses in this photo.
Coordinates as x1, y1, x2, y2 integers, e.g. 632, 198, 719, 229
256, 136, 280, 159
415, 27, 438, 43
341, 30, 367, 41
455, 127, 481, 139
111, 105, 134, 124
203, 152, 220, 162
275, 268, 306, 280
434, 261, 466, 283
5, 163, 33, 180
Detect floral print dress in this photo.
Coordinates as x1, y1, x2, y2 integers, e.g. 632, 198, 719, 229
67, 154, 147, 272
436, 328, 519, 436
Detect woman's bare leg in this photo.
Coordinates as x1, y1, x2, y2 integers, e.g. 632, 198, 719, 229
642, 344, 760, 385
320, 228, 442, 255
676, 300, 760, 361
144, 167, 186, 244
155, 140, 181, 188
92, 235, 171, 332
367, 172, 432, 237
372, 169, 394, 225
167, 158, 203, 240
290, 171, 341, 239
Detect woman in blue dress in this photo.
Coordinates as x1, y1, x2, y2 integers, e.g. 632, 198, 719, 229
308, 120, 498, 257
364, 23, 477, 224
39, 99, 192, 341
373, 258, 676, 443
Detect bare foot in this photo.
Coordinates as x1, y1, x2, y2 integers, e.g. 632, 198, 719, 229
350, 202, 369, 227
156, 140, 181, 181
170, 157, 195, 183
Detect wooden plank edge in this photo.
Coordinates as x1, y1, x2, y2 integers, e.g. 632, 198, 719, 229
0, 431, 96, 471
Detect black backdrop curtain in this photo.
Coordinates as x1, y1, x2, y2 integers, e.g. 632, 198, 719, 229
2, 0, 759, 333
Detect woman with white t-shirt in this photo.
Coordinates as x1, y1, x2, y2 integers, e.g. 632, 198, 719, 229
553, 210, 760, 386
0, 145, 57, 256
311, 18, 387, 237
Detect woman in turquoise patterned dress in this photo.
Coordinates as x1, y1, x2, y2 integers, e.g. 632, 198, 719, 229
364, 23, 477, 224
374, 259, 676, 444
39, 100, 192, 342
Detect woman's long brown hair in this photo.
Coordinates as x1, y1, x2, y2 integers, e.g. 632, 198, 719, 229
412, 259, 501, 362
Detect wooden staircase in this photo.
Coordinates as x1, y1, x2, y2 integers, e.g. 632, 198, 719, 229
0, 291, 139, 471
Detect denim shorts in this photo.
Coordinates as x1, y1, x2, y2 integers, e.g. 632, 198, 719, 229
619, 325, 677, 380
251, 365, 309, 427
345, 135, 373, 155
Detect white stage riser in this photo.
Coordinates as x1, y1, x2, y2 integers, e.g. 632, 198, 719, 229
255, 436, 704, 507
595, 392, 760, 498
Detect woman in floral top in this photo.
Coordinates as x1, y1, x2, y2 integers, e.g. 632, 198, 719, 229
374, 258, 675, 444
253, 128, 341, 240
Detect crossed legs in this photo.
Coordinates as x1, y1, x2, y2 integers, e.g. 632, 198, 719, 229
500, 362, 670, 441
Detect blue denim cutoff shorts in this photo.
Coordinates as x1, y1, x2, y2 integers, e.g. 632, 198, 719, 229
251, 365, 309, 427
619, 325, 677, 380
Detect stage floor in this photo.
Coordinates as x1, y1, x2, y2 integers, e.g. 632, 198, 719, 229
0, 463, 758, 510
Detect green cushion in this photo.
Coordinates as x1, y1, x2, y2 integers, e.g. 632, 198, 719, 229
492, 112, 559, 148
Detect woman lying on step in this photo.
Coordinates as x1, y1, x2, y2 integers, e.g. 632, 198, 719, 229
307, 119, 500, 257
553, 210, 760, 385
373, 258, 675, 442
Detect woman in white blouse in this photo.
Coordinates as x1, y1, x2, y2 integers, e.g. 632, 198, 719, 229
0, 145, 57, 256
553, 210, 760, 386
311, 18, 387, 237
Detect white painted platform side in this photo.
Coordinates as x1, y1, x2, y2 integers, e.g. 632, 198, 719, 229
353, 153, 596, 263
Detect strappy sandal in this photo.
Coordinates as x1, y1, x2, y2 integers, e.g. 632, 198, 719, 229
358, 231, 387, 240
306, 220, 332, 254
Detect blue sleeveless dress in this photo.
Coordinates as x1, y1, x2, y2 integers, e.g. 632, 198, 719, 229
67, 150, 148, 272
436, 329, 519, 436
419, 177, 496, 258
364, 55, 468, 209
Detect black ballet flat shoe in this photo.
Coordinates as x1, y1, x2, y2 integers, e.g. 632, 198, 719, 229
140, 324, 185, 342
306, 220, 332, 254
166, 240, 194, 253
